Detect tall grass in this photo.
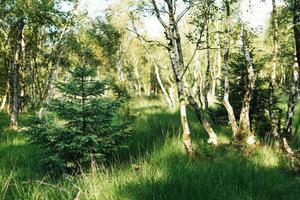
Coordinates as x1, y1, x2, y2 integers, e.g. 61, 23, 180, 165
0, 98, 300, 200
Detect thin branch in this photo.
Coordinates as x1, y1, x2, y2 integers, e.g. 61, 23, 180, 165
126, 27, 169, 49
149, 0, 168, 30
180, 21, 206, 79
176, 4, 192, 23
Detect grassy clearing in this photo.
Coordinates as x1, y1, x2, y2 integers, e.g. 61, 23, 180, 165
0, 98, 300, 200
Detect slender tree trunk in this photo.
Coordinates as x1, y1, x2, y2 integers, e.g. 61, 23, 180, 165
10, 50, 20, 128
154, 63, 174, 107
204, 23, 210, 109
38, 66, 55, 118
192, 51, 204, 107
293, 0, 300, 69
211, 56, 217, 99
0, 81, 9, 112
238, 28, 256, 144
10, 22, 24, 129
165, 1, 193, 154
192, 51, 200, 95
0, 95, 7, 112
284, 55, 299, 138
134, 61, 142, 96
223, 1, 239, 138
198, 65, 206, 108
269, 0, 279, 138
30, 59, 36, 109
167, 77, 176, 107
168, 44, 193, 154
184, 79, 218, 145
216, 16, 222, 89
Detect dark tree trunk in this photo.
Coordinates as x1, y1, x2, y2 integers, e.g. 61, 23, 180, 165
269, 0, 279, 138
204, 21, 210, 109
293, 0, 300, 68
10, 22, 24, 129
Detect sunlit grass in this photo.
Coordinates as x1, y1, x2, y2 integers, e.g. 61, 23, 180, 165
0, 98, 300, 199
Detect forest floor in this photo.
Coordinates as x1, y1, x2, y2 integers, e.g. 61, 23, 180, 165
1, 98, 300, 200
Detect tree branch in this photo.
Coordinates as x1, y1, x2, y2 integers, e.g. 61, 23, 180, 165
126, 27, 169, 49
176, 4, 192, 23
149, 0, 168, 30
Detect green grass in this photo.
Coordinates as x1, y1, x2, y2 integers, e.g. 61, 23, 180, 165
1, 98, 300, 200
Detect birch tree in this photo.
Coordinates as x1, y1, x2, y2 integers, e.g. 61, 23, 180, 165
222, 0, 239, 138
149, 0, 219, 153
268, 0, 279, 138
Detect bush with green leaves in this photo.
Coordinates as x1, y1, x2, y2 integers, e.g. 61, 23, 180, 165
27, 65, 132, 174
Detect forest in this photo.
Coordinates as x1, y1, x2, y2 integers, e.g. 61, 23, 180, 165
0, 0, 300, 199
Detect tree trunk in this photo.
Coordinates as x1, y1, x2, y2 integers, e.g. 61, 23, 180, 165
211, 56, 216, 99
223, 1, 239, 138
0, 94, 7, 112
154, 63, 175, 107
204, 23, 210, 109
293, 0, 300, 69
10, 48, 20, 128
216, 16, 222, 89
38, 66, 55, 118
10, 22, 24, 129
192, 51, 204, 107
167, 77, 176, 107
269, 0, 279, 138
134, 61, 142, 96
184, 79, 218, 145
238, 28, 256, 144
284, 55, 299, 138
0, 81, 9, 112
168, 41, 193, 154
164, 0, 193, 154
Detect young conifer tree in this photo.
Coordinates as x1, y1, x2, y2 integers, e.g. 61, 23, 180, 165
28, 61, 131, 173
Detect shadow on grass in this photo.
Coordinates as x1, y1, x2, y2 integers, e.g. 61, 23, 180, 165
0, 112, 51, 199
114, 103, 232, 165
116, 145, 300, 200
110, 103, 300, 200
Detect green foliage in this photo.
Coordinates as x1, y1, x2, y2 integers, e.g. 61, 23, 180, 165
217, 52, 280, 136
26, 65, 132, 174
89, 18, 122, 69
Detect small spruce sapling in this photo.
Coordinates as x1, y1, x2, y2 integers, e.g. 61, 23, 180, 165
27, 65, 131, 174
